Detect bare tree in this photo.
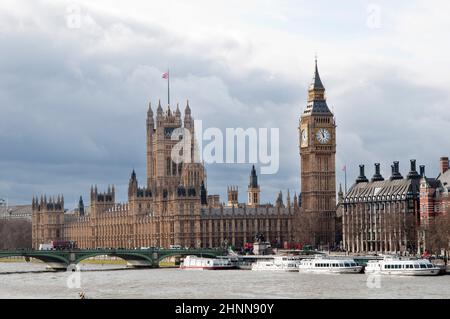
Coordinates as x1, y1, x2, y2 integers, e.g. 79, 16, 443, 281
0, 219, 32, 250
425, 205, 450, 257
292, 210, 314, 246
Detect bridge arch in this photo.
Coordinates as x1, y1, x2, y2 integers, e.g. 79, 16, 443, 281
73, 252, 155, 267
0, 253, 69, 269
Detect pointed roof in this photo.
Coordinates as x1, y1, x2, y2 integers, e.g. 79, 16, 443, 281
157, 99, 163, 114
185, 99, 191, 114
249, 165, 258, 188
147, 102, 153, 116
303, 58, 332, 115
309, 58, 325, 90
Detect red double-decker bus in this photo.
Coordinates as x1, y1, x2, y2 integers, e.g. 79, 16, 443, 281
50, 240, 77, 250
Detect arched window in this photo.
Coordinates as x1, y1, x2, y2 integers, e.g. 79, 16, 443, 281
172, 161, 177, 175
166, 158, 171, 176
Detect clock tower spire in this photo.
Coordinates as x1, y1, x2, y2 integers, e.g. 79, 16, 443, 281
299, 59, 337, 248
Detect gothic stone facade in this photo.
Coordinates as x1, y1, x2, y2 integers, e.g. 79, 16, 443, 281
32, 102, 298, 249
299, 60, 337, 247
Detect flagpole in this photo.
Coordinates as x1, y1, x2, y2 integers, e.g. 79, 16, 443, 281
167, 68, 170, 106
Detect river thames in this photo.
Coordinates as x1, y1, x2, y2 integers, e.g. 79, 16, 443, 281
0, 262, 449, 299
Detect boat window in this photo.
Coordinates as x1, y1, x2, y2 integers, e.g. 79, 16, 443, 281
344, 263, 350, 267
426, 264, 433, 268
350, 263, 357, 267
333, 263, 338, 267
420, 264, 426, 269
414, 264, 419, 268
339, 263, 344, 267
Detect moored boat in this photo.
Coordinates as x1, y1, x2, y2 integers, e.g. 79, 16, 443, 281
251, 256, 301, 272
180, 255, 235, 270
364, 256, 441, 276
297, 256, 363, 274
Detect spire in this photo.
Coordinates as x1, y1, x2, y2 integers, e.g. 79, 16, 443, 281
129, 169, 138, 197
338, 183, 344, 203
249, 165, 258, 188
304, 58, 331, 114
310, 57, 325, 90
184, 99, 192, 129
157, 99, 163, 115
147, 102, 153, 117
287, 189, 291, 207
276, 191, 283, 207
185, 99, 191, 115
175, 103, 181, 116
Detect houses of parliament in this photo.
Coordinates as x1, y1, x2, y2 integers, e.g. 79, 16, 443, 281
32, 61, 338, 250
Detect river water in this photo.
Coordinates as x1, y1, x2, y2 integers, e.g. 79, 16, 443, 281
0, 262, 449, 299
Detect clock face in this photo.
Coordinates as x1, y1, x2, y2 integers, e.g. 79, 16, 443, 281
301, 129, 307, 142
316, 128, 331, 144
300, 125, 308, 147
301, 129, 308, 147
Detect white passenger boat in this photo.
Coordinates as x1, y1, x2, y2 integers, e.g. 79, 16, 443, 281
180, 255, 235, 270
297, 256, 363, 274
251, 256, 301, 272
364, 256, 441, 276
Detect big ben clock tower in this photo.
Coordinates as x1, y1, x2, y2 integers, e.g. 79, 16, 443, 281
299, 59, 336, 248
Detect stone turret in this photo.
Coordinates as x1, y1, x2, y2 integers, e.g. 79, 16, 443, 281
247, 165, 260, 207
227, 186, 238, 206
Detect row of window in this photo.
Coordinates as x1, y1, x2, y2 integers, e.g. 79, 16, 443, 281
313, 262, 357, 267
384, 263, 432, 269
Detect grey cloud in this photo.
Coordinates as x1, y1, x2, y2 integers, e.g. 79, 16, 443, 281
1, 1, 449, 209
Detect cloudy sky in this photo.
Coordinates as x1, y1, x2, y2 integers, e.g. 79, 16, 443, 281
1, 0, 449, 208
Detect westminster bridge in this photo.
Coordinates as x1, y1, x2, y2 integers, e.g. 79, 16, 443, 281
0, 248, 227, 270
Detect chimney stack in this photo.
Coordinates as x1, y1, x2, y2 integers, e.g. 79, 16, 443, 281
420, 165, 425, 177
390, 161, 403, 180
371, 163, 384, 182
407, 159, 420, 179
356, 164, 369, 183
440, 157, 449, 174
